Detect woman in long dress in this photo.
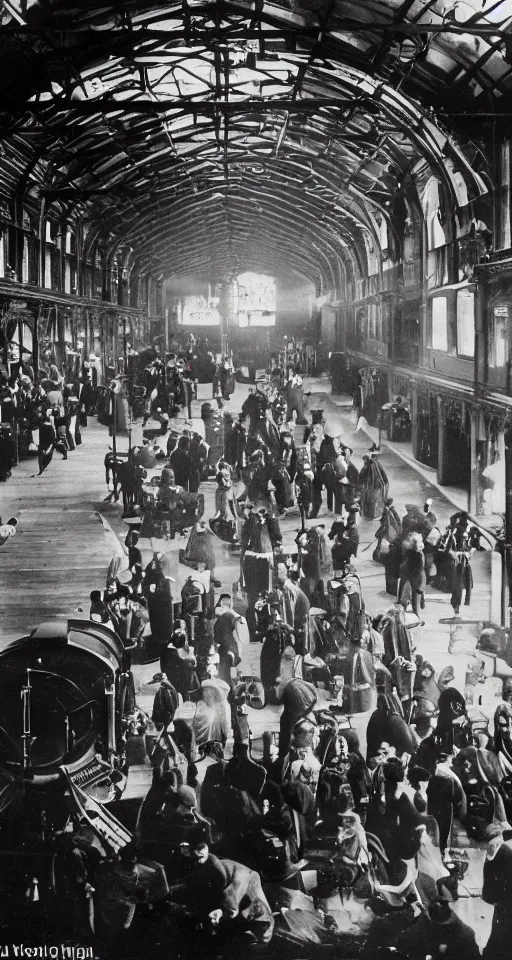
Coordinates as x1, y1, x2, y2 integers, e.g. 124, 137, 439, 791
357, 453, 389, 520
492, 702, 512, 779
192, 677, 231, 748
373, 497, 402, 565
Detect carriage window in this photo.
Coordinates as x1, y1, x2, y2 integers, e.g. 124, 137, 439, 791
489, 306, 509, 369
456, 290, 475, 358
431, 297, 448, 352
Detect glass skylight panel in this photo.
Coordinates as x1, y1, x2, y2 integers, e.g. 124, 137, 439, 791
481, 0, 512, 22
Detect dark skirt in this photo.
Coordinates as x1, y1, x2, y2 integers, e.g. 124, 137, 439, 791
358, 460, 389, 520
260, 633, 282, 690
243, 554, 273, 604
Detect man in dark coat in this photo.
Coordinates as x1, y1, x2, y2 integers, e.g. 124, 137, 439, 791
38, 410, 66, 475
94, 843, 168, 939
277, 677, 317, 757
365, 761, 424, 868
189, 431, 208, 486
175, 835, 274, 944
482, 827, 512, 960
170, 435, 192, 489
366, 695, 415, 764
398, 534, 426, 616
358, 453, 389, 520
213, 594, 244, 686
393, 898, 480, 960
329, 514, 359, 569
147, 578, 174, 649
161, 622, 200, 701
149, 672, 179, 730
125, 528, 142, 569
310, 433, 337, 518
276, 560, 310, 643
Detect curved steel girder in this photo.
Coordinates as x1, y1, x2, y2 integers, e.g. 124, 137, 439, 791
27, 8, 486, 201
95, 168, 381, 260
96, 162, 373, 249
120, 192, 334, 269
124, 195, 343, 281
51, 170, 374, 258
58, 136, 379, 287
111, 217, 356, 294
31, 99, 460, 210
134, 235, 326, 288
93, 174, 376, 247
303, 62, 488, 205
103, 169, 362, 238
40, 101, 458, 288
161, 247, 322, 287
156, 250, 324, 291
41, 102, 415, 222
42, 95, 407, 191
2, 0, 490, 297
102, 181, 367, 264
103, 183, 361, 286
34, 44, 474, 206
42, 133, 392, 229
136, 227, 348, 290
125, 213, 339, 291
22, 0, 510, 108
140, 241, 336, 298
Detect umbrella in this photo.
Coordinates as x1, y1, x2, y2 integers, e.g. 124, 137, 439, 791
355, 415, 380, 448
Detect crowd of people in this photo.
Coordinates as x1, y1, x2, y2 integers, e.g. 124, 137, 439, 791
48, 351, 508, 960
0, 350, 97, 481
3, 336, 511, 959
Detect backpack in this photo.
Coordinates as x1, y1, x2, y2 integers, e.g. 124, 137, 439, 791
211, 781, 261, 833
466, 783, 500, 841
245, 826, 290, 881
148, 731, 188, 786
499, 776, 512, 822
318, 767, 354, 828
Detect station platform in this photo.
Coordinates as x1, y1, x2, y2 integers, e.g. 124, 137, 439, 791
0, 374, 498, 951
0, 375, 494, 689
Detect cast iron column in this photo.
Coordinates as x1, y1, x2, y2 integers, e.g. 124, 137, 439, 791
502, 423, 512, 626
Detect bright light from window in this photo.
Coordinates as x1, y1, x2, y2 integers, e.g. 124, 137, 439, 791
236, 272, 276, 327
180, 294, 220, 326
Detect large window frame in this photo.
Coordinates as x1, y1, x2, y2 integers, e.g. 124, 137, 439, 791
488, 304, 510, 370
456, 289, 475, 358
429, 288, 476, 358
431, 296, 448, 352
497, 140, 511, 252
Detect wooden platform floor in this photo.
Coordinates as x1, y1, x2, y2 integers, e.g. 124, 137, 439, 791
0, 419, 118, 644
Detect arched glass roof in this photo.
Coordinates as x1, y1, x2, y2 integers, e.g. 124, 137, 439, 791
0, 0, 508, 285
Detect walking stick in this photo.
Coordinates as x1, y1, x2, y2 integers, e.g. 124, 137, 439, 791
361, 538, 377, 552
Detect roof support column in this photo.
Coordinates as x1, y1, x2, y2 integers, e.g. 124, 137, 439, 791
13, 194, 24, 283
38, 202, 46, 289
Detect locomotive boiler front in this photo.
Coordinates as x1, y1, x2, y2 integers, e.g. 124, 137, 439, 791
0, 619, 126, 804
0, 620, 133, 937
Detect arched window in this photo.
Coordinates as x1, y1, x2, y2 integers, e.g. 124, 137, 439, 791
422, 177, 447, 250
236, 272, 276, 327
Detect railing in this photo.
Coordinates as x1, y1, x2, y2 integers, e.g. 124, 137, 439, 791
0, 278, 146, 316
349, 263, 404, 302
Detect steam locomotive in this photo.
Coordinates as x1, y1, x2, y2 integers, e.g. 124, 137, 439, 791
0, 618, 134, 932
